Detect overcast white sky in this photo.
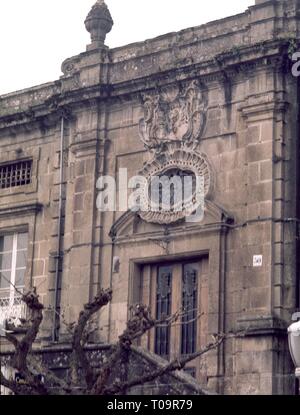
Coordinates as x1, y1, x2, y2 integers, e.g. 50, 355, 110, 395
0, 0, 254, 95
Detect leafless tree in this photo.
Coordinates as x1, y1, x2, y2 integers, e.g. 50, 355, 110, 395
0, 288, 235, 395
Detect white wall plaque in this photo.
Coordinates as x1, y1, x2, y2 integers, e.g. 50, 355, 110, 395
253, 255, 263, 267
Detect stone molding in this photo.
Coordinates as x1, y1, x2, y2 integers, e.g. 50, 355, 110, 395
0, 202, 43, 219
237, 315, 288, 336
239, 100, 290, 123
0, 41, 291, 135
109, 200, 233, 243
0, 147, 40, 199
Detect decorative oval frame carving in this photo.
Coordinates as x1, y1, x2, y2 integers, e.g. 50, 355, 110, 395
137, 144, 213, 225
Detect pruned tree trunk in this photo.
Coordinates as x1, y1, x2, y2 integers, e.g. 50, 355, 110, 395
1, 288, 240, 395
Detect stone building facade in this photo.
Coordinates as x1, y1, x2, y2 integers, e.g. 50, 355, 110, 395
1, 0, 300, 395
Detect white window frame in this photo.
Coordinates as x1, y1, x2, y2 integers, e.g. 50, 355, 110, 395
0, 232, 27, 326
10, 234, 18, 306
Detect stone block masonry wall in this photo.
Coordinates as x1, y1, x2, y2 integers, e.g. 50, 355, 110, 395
1, 0, 300, 395
0, 119, 66, 340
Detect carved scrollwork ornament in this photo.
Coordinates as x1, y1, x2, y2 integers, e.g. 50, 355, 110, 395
137, 80, 212, 225
139, 80, 208, 153
137, 143, 213, 225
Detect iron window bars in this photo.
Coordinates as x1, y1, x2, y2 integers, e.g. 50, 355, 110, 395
0, 160, 32, 189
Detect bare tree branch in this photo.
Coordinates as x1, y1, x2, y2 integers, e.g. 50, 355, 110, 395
0, 368, 18, 394
27, 355, 73, 395
90, 344, 122, 395
103, 333, 230, 395
0, 368, 42, 396
5, 332, 19, 349
11, 290, 44, 372
71, 288, 112, 390
91, 304, 158, 395
93, 305, 204, 395
1, 287, 239, 396
156, 312, 204, 328
3, 288, 49, 395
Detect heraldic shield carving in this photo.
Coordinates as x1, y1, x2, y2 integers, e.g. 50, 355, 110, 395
137, 80, 212, 225
139, 80, 207, 152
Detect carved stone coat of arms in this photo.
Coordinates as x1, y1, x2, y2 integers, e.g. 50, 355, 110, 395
137, 80, 212, 225
139, 80, 207, 152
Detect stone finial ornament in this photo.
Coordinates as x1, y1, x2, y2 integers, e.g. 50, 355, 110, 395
85, 0, 114, 49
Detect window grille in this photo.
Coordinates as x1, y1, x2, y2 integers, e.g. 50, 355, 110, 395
0, 160, 32, 189
181, 264, 198, 355
155, 266, 172, 357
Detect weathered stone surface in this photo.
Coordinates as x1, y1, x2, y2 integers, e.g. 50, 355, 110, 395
0, 0, 298, 395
